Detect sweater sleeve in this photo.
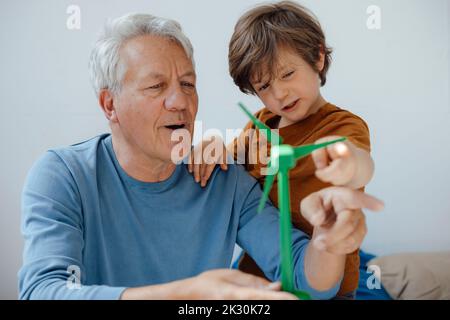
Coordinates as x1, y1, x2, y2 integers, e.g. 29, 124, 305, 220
234, 166, 341, 299
18, 151, 126, 300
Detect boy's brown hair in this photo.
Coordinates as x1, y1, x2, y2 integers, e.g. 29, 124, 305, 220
229, 1, 332, 95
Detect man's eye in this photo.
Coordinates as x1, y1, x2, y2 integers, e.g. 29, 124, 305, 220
146, 83, 163, 90
181, 81, 195, 88
282, 71, 294, 79
258, 82, 270, 92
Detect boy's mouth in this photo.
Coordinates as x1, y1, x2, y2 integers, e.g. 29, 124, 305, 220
282, 99, 299, 112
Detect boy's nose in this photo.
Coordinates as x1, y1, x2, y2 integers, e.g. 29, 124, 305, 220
272, 82, 289, 101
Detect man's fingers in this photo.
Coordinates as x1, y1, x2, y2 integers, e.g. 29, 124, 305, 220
200, 163, 208, 184
323, 215, 367, 255
199, 270, 298, 300
265, 281, 282, 291
193, 163, 201, 183
300, 192, 328, 227
220, 145, 229, 171
347, 190, 384, 212
219, 148, 228, 171
231, 287, 298, 300
303, 187, 383, 230
188, 153, 194, 173
314, 210, 361, 249
201, 165, 216, 187
224, 269, 271, 288
320, 187, 385, 213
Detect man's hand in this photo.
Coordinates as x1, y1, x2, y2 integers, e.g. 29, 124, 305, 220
301, 187, 384, 255
188, 135, 228, 187
299, 187, 384, 292
311, 136, 374, 189
121, 269, 297, 300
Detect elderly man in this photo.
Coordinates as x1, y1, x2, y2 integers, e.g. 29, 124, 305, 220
18, 13, 383, 300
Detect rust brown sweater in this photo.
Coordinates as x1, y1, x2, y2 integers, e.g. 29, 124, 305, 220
231, 103, 371, 296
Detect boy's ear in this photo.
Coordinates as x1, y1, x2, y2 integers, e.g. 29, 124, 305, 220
98, 89, 118, 123
316, 50, 326, 73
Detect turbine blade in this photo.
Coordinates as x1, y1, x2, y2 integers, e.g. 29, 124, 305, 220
293, 137, 347, 159
238, 102, 283, 144
257, 171, 276, 213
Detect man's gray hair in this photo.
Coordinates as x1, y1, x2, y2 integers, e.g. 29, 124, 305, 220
89, 13, 195, 96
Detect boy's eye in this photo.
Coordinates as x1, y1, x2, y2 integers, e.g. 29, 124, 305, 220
282, 71, 295, 79
258, 82, 270, 92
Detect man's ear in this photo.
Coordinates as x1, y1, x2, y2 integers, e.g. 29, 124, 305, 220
98, 89, 118, 123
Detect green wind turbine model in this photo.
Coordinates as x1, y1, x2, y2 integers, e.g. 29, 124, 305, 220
238, 102, 346, 300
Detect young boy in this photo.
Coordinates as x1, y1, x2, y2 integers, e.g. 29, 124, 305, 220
189, 1, 374, 299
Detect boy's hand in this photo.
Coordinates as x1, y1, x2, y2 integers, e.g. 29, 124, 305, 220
188, 135, 228, 187
301, 187, 384, 255
311, 136, 374, 189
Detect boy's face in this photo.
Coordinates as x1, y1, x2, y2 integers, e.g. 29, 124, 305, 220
251, 46, 325, 127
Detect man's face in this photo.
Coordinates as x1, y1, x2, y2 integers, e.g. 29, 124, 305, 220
113, 34, 198, 162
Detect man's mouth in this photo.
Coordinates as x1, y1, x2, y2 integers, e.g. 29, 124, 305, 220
164, 123, 187, 130
282, 99, 299, 112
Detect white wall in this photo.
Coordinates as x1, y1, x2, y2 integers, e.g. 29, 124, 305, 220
1, 0, 449, 299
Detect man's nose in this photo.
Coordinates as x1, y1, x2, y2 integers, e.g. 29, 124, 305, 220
164, 86, 188, 111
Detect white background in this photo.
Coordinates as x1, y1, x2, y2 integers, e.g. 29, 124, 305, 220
1, 0, 449, 299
